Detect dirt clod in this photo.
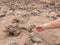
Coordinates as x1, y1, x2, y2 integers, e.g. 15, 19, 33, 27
12, 18, 20, 23
4, 25, 21, 36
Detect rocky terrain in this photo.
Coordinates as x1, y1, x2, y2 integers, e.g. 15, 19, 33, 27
0, 0, 60, 45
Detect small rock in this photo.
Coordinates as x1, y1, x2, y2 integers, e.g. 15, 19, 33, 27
55, 43, 60, 45
0, 11, 6, 17
0, 14, 5, 18
57, 15, 60, 17
12, 18, 20, 23
6, 10, 14, 15
51, 16, 57, 20
10, 42, 17, 45
4, 25, 21, 37
29, 32, 42, 43
30, 12, 37, 16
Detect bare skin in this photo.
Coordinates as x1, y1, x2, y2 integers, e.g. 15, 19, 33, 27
36, 18, 60, 32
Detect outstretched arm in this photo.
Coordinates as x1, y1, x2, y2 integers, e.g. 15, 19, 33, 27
36, 18, 60, 32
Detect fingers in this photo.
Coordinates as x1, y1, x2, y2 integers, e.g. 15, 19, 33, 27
36, 26, 44, 32
36, 24, 48, 32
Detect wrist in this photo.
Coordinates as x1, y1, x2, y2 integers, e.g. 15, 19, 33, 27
42, 24, 48, 29
36, 24, 48, 32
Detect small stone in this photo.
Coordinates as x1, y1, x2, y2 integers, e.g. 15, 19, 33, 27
57, 15, 60, 17
28, 25, 36, 32
29, 32, 42, 43
56, 43, 60, 45
12, 18, 20, 23
0, 14, 5, 18
0, 11, 5, 17
5, 25, 21, 37
10, 42, 17, 45
55, 42, 60, 45
6, 10, 14, 15
30, 12, 37, 16
33, 43, 38, 45
51, 16, 57, 20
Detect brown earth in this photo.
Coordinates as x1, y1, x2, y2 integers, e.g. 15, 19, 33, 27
0, 0, 60, 45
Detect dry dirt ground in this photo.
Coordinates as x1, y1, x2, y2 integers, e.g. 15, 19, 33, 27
0, 0, 60, 45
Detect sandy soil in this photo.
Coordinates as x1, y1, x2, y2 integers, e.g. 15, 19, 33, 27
0, 0, 60, 45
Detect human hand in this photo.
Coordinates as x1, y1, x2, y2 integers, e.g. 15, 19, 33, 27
36, 24, 47, 32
